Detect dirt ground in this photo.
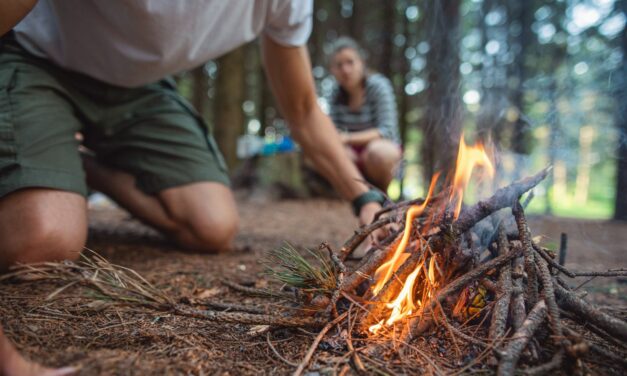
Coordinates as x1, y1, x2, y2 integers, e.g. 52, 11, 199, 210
1, 196, 625, 375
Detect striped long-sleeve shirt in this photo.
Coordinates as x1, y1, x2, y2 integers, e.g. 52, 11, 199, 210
328, 73, 400, 144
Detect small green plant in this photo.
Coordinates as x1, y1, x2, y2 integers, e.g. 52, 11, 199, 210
263, 243, 338, 294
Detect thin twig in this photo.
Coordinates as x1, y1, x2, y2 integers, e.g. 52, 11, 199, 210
221, 279, 294, 300
338, 216, 396, 261
292, 311, 349, 376
347, 305, 367, 374
267, 332, 299, 367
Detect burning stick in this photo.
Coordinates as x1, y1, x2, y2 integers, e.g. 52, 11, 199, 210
453, 166, 551, 234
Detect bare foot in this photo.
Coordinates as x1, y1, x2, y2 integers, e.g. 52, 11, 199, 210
1, 325, 76, 376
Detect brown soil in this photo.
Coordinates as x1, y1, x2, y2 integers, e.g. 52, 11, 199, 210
1, 197, 625, 375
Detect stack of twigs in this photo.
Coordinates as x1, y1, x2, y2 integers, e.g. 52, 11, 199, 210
262, 166, 627, 375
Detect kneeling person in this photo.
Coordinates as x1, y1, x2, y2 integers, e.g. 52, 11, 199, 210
0, 0, 384, 271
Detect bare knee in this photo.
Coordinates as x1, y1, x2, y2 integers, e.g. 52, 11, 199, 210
363, 140, 401, 169
0, 189, 87, 270
182, 210, 239, 253
160, 182, 240, 254
15, 216, 86, 264
362, 140, 402, 187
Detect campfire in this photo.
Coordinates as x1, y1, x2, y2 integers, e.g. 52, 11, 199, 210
367, 135, 495, 335
259, 134, 627, 375
3, 135, 626, 374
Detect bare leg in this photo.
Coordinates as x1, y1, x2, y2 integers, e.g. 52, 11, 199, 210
83, 156, 239, 253
360, 139, 402, 192
0, 325, 75, 376
0, 189, 87, 272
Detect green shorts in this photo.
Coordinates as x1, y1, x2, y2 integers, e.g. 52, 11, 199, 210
0, 35, 229, 198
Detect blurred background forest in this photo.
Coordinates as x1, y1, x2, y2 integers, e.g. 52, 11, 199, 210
175, 0, 626, 221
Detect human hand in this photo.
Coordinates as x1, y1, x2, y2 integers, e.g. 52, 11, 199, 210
359, 201, 391, 242
339, 132, 351, 144
358, 201, 381, 228
352, 201, 392, 259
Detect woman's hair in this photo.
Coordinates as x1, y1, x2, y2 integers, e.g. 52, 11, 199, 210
328, 36, 367, 63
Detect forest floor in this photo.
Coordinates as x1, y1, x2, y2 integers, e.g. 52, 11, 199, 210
1, 195, 625, 375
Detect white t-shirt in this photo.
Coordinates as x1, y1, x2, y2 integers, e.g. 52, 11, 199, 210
14, 0, 313, 87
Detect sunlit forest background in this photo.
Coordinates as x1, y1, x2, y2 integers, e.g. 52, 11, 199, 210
175, 0, 626, 221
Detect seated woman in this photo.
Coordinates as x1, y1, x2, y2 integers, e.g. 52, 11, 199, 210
327, 37, 402, 193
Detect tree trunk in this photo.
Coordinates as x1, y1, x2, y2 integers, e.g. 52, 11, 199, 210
421, 0, 462, 188
214, 46, 246, 170
508, 0, 533, 155
349, 0, 365, 40
378, 0, 396, 78
614, 0, 627, 220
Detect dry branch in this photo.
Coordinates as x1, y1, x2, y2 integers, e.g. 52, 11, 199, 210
535, 256, 564, 345
221, 279, 294, 300
454, 166, 550, 234
534, 244, 627, 278
340, 232, 401, 293
497, 300, 548, 376
510, 255, 527, 331
489, 225, 512, 341
338, 216, 396, 261
554, 282, 627, 342
174, 306, 324, 327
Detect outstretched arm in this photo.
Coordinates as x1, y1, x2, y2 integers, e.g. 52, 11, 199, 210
261, 35, 381, 225
0, 0, 37, 36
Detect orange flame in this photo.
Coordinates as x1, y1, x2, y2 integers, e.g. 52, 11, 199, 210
450, 135, 495, 219
368, 134, 495, 335
371, 173, 440, 296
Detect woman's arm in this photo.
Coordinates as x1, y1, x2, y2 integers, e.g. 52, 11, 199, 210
261, 35, 382, 225
0, 0, 38, 36
341, 128, 382, 146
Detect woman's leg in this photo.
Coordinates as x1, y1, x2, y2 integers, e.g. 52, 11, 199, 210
360, 139, 402, 192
